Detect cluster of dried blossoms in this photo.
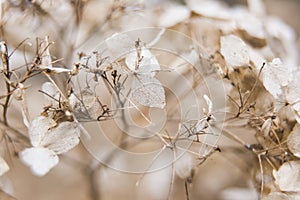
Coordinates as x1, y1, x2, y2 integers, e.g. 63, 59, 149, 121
0, 0, 299, 199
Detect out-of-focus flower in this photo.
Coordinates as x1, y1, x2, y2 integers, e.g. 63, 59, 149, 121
0, 157, 9, 176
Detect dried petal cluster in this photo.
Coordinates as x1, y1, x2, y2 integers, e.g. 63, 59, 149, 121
105, 33, 166, 108
0, 0, 299, 199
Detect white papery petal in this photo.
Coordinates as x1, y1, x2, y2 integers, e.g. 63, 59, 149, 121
286, 71, 300, 104
174, 153, 193, 179
28, 116, 56, 147
131, 76, 165, 109
273, 161, 300, 192
187, 0, 230, 19
265, 16, 298, 70
157, 4, 190, 27
19, 147, 59, 176
233, 8, 265, 40
291, 103, 300, 125
41, 122, 80, 155
41, 82, 60, 104
221, 187, 258, 200
247, 0, 265, 16
125, 47, 160, 76
248, 46, 265, 70
0, 157, 9, 176
220, 35, 249, 69
262, 58, 289, 100
105, 33, 134, 60
288, 123, 300, 157
69, 92, 100, 120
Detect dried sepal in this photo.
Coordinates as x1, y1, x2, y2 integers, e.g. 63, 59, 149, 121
41, 121, 80, 155
220, 187, 258, 200
265, 16, 298, 69
131, 76, 165, 109
28, 116, 56, 147
273, 161, 300, 192
247, 0, 265, 16
285, 71, 300, 124
125, 46, 160, 76
20, 116, 80, 176
105, 32, 133, 60
187, 0, 230, 19
0, 157, 9, 176
41, 82, 61, 104
156, 4, 190, 27
262, 58, 289, 100
19, 147, 59, 176
287, 123, 300, 158
220, 35, 250, 70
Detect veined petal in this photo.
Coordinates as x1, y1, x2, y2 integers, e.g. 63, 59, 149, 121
41, 122, 80, 155
28, 116, 56, 147
131, 76, 166, 109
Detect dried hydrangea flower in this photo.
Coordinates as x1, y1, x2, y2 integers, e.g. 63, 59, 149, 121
19, 116, 80, 176
106, 33, 166, 108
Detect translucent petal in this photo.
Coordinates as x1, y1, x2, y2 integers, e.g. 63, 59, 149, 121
220, 35, 249, 69
157, 4, 190, 27
125, 47, 160, 76
0, 157, 9, 176
273, 161, 300, 192
41, 82, 60, 104
265, 16, 298, 70
233, 8, 265, 41
19, 147, 59, 176
69, 91, 100, 120
247, 0, 265, 16
105, 33, 134, 60
187, 0, 230, 19
221, 187, 258, 200
262, 58, 289, 100
291, 103, 300, 125
287, 123, 300, 158
286, 71, 300, 105
28, 116, 56, 147
131, 76, 166, 109
41, 122, 80, 154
